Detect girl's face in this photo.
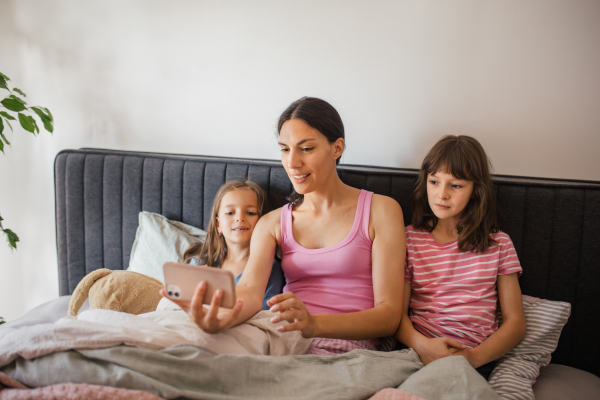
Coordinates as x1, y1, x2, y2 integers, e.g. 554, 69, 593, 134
278, 118, 344, 195
427, 171, 474, 226
216, 189, 260, 245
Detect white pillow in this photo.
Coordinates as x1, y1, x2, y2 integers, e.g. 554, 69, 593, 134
488, 295, 571, 400
127, 211, 206, 283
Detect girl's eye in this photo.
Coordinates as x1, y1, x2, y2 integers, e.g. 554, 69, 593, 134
428, 180, 437, 185
247, 211, 257, 216
225, 211, 234, 215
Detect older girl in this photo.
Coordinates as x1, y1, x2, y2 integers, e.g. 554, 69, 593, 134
395, 135, 526, 379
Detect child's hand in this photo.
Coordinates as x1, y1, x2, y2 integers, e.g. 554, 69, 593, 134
267, 292, 316, 338
450, 348, 480, 369
415, 336, 467, 365
160, 281, 242, 334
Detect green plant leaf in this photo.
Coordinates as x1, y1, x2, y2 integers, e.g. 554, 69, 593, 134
0, 111, 15, 120
0, 317, 5, 325
4, 118, 12, 132
0, 76, 8, 91
3, 228, 19, 249
31, 106, 51, 121
18, 113, 35, 133
44, 107, 53, 121
1, 98, 25, 112
29, 115, 39, 134
0, 72, 9, 82
0, 136, 3, 153
0, 116, 3, 135
1, 132, 10, 145
42, 119, 54, 133
9, 95, 26, 106
13, 88, 26, 97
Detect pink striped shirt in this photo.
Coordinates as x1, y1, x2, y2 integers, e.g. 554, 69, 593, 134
405, 225, 522, 348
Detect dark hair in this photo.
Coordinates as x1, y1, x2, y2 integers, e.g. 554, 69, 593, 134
182, 179, 267, 266
277, 96, 345, 208
412, 135, 498, 253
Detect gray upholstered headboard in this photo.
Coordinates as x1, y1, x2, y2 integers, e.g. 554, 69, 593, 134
54, 148, 600, 375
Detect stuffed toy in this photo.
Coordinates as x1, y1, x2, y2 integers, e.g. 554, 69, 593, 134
68, 269, 164, 316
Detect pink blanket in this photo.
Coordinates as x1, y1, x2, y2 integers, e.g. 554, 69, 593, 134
368, 388, 428, 400
0, 371, 163, 400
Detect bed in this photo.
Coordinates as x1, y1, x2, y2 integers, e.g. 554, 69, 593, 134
1, 147, 599, 399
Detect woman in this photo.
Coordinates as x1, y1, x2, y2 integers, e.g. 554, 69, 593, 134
169, 97, 406, 354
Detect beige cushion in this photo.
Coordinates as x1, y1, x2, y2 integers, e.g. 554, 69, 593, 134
533, 364, 600, 399
127, 211, 206, 283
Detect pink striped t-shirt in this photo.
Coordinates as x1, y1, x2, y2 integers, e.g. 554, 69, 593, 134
404, 225, 522, 348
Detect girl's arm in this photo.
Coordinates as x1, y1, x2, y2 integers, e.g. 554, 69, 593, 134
454, 273, 526, 368
395, 281, 467, 364
165, 210, 280, 333
270, 195, 405, 339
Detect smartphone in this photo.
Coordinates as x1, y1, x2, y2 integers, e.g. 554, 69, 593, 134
162, 262, 237, 308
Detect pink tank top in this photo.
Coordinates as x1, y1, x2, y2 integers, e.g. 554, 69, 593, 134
280, 190, 375, 315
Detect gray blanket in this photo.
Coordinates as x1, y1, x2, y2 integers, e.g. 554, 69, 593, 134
1, 345, 499, 400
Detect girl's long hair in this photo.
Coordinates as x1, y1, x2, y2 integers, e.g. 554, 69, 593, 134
277, 96, 345, 208
182, 179, 267, 266
412, 135, 498, 253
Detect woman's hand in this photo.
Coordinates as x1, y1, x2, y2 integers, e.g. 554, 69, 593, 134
414, 336, 467, 365
160, 281, 243, 334
267, 292, 316, 338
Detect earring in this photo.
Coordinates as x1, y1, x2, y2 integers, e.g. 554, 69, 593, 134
218, 231, 223, 236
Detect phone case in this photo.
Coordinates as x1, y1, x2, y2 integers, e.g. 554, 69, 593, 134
162, 262, 236, 308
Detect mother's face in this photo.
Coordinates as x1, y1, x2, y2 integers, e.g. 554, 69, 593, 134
278, 118, 344, 195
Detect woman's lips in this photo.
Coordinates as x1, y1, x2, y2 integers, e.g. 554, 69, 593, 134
435, 204, 450, 210
291, 173, 310, 184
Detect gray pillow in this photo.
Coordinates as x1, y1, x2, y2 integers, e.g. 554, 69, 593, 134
488, 295, 571, 400
127, 211, 206, 283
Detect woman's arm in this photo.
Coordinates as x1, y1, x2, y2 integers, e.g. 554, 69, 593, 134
270, 195, 406, 339
453, 273, 526, 368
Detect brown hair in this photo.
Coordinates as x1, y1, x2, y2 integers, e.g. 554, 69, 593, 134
182, 179, 267, 266
277, 96, 345, 208
412, 135, 498, 253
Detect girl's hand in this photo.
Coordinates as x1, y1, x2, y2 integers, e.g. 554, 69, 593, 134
267, 292, 316, 338
451, 348, 479, 369
160, 281, 243, 334
414, 336, 467, 365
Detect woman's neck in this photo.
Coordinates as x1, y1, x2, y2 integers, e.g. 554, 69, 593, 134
301, 174, 354, 212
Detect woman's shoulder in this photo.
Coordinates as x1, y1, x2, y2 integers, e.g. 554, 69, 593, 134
370, 193, 402, 213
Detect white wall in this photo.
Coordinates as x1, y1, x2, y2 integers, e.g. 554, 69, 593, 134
1, 0, 599, 322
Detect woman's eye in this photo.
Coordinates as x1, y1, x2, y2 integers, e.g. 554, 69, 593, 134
302, 147, 314, 152
452, 184, 463, 189
280, 148, 289, 153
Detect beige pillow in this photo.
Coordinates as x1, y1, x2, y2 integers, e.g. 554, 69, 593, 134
127, 211, 206, 283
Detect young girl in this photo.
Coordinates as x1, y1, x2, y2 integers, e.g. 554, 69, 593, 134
179, 179, 284, 310
395, 135, 526, 380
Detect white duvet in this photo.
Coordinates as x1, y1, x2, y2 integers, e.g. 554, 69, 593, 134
0, 298, 312, 366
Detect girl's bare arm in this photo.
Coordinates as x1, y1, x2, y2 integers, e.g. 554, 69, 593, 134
395, 281, 467, 364
454, 273, 526, 368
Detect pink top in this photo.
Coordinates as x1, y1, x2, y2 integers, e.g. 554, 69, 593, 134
404, 225, 523, 348
280, 190, 375, 315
